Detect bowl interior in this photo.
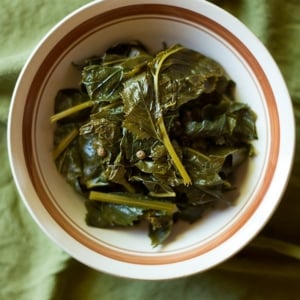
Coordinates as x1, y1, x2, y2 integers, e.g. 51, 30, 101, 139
31, 10, 269, 257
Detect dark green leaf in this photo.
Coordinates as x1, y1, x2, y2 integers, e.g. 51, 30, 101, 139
82, 65, 124, 102
183, 147, 225, 187
144, 210, 173, 247
131, 174, 176, 198
85, 200, 143, 227
183, 97, 257, 145
56, 142, 83, 193
121, 72, 161, 140
148, 44, 226, 111
54, 89, 90, 123
75, 133, 110, 189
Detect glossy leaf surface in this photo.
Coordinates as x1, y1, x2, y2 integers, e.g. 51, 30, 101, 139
52, 42, 258, 246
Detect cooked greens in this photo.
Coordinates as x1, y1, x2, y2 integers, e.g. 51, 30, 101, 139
51, 41, 258, 246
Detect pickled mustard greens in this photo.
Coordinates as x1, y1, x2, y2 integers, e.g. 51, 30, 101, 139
51, 42, 258, 246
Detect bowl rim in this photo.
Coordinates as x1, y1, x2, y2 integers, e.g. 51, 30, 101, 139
7, 0, 295, 279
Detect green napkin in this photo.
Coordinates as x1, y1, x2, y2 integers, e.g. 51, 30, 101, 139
1, 0, 300, 299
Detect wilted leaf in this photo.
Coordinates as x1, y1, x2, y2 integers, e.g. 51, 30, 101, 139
52, 42, 258, 247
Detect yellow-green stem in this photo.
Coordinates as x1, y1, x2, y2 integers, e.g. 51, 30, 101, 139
148, 191, 176, 198
89, 191, 178, 214
52, 128, 78, 160
152, 45, 191, 185
120, 180, 136, 194
50, 100, 94, 123
158, 117, 192, 185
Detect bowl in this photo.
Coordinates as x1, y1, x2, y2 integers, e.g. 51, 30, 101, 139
7, 0, 295, 280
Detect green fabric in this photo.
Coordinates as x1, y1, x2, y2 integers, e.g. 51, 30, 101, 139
1, 0, 300, 299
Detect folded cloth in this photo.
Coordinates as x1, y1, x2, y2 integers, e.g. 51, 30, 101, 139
1, 0, 300, 299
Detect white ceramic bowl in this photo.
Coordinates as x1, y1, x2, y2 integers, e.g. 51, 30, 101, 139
8, 0, 295, 280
